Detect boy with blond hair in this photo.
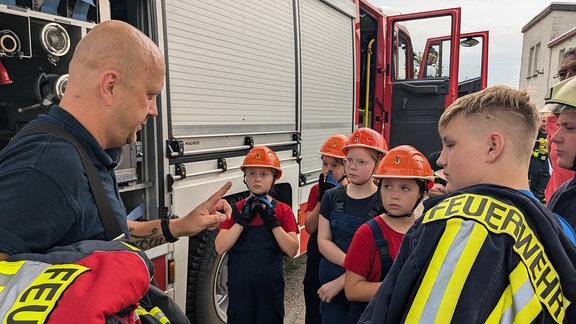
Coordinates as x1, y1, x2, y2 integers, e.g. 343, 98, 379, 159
358, 86, 576, 323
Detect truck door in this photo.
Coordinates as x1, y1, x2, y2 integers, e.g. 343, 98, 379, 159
385, 8, 462, 158
420, 31, 489, 98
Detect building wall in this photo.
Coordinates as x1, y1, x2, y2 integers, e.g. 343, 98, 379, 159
519, 4, 576, 108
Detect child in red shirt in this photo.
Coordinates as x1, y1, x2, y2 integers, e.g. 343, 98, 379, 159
343, 145, 434, 324
317, 128, 387, 324
215, 146, 299, 324
303, 134, 349, 324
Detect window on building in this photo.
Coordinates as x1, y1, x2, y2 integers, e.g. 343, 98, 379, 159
558, 48, 566, 72
528, 43, 541, 77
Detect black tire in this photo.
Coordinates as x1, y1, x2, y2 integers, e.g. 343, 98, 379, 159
186, 229, 228, 324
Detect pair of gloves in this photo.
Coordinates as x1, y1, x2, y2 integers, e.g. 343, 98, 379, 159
318, 169, 340, 202
236, 195, 280, 230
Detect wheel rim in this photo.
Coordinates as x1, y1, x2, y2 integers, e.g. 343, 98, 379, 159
213, 252, 228, 322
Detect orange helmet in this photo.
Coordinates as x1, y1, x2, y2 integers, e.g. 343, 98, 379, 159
318, 134, 349, 159
374, 145, 434, 188
241, 146, 282, 180
342, 128, 387, 155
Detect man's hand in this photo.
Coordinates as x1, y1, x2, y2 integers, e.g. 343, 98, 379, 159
172, 181, 233, 236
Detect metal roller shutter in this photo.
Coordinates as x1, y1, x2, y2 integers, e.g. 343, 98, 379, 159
164, 0, 297, 136
299, 0, 355, 178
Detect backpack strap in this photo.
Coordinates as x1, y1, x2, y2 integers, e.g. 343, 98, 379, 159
366, 218, 394, 281
12, 123, 124, 241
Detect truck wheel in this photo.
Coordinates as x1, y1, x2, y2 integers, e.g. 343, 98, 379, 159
186, 230, 228, 324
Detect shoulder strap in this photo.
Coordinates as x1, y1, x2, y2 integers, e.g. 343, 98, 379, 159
367, 218, 394, 281
12, 123, 123, 241
335, 185, 347, 212
367, 192, 383, 218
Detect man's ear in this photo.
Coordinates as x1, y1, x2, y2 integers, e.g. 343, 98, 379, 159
486, 132, 504, 162
99, 70, 118, 106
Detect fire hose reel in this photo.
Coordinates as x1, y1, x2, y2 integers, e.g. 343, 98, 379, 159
0, 30, 21, 57
40, 23, 70, 65
36, 72, 68, 103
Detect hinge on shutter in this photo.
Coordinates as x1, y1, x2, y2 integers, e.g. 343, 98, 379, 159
167, 163, 186, 192
167, 138, 184, 158
292, 133, 302, 144
218, 158, 227, 172
244, 136, 254, 148
292, 133, 302, 164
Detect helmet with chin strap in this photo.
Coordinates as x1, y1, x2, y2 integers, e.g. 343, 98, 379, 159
541, 76, 576, 170
241, 146, 282, 180
374, 145, 434, 189
374, 145, 434, 217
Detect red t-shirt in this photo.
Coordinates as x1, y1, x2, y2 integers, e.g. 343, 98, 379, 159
219, 198, 299, 233
343, 216, 404, 282
306, 184, 320, 212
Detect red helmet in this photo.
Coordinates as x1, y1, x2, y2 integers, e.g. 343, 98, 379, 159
241, 146, 282, 180
374, 145, 434, 189
342, 128, 388, 155
318, 134, 349, 159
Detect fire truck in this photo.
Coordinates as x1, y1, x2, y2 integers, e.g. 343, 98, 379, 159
0, 0, 488, 322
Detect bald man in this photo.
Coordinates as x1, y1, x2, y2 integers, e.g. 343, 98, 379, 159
0, 20, 231, 261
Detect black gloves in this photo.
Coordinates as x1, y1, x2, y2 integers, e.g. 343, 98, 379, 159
253, 196, 280, 230
238, 196, 280, 230
261, 205, 280, 230
318, 170, 340, 201
236, 196, 256, 227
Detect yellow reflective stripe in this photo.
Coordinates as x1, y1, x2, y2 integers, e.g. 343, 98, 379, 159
436, 220, 487, 322
0, 260, 27, 295
136, 306, 170, 324
486, 263, 541, 324
3, 263, 89, 324
149, 306, 170, 324
406, 218, 463, 323
423, 193, 568, 323
0, 260, 26, 275
121, 241, 141, 251
515, 293, 542, 324
406, 218, 487, 323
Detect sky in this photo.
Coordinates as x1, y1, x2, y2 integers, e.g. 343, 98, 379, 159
368, 0, 553, 88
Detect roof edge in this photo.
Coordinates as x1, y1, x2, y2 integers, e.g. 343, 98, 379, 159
522, 2, 576, 33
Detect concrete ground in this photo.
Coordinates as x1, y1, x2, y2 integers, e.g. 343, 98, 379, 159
283, 254, 307, 324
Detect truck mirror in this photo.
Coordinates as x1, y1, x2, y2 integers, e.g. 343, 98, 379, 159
460, 37, 479, 48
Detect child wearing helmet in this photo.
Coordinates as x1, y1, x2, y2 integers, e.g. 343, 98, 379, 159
359, 86, 576, 324
303, 134, 349, 324
343, 145, 433, 324
317, 128, 387, 324
215, 146, 299, 324
541, 76, 576, 231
